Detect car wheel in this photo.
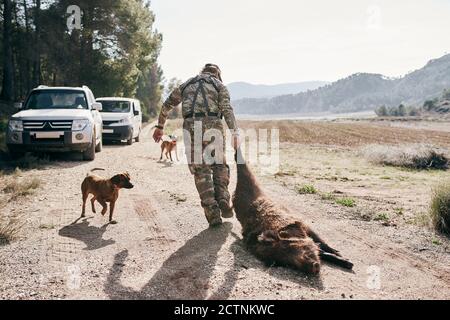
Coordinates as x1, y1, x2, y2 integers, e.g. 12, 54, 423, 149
95, 136, 103, 153
83, 135, 96, 161
127, 131, 134, 145
9, 150, 25, 160
135, 129, 141, 143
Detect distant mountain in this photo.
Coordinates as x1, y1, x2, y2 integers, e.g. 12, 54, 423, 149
227, 81, 329, 100
233, 54, 450, 115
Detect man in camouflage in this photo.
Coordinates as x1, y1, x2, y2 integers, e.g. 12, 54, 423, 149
153, 64, 240, 227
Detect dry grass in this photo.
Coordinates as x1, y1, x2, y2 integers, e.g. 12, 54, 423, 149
0, 213, 24, 245
238, 120, 450, 148
0, 169, 38, 244
295, 184, 318, 194
361, 144, 449, 170
430, 182, 450, 236
3, 174, 41, 200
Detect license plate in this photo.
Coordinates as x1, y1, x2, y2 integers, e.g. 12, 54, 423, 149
34, 132, 63, 139
103, 129, 114, 134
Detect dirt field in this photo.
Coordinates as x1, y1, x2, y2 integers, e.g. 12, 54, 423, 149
0, 120, 449, 300
238, 119, 450, 147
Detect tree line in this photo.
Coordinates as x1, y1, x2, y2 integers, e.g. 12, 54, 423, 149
0, 0, 165, 118
375, 89, 450, 117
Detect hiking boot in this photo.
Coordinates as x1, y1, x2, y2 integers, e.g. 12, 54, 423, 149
205, 207, 223, 227
219, 200, 234, 219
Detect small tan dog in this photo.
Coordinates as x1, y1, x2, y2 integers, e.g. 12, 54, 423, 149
81, 169, 134, 224
160, 135, 179, 162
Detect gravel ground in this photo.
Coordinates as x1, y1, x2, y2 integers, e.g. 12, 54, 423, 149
0, 124, 449, 300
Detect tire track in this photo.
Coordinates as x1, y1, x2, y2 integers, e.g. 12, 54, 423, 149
130, 194, 178, 246
341, 231, 450, 286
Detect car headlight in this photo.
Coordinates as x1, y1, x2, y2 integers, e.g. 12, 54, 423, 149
118, 117, 131, 125
72, 119, 90, 131
9, 120, 23, 132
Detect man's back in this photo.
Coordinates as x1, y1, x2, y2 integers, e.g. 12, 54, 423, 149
179, 74, 224, 119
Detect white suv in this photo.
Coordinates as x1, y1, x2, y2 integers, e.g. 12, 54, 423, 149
6, 86, 103, 161
96, 97, 142, 145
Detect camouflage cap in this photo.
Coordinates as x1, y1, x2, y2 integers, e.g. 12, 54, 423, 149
202, 63, 222, 82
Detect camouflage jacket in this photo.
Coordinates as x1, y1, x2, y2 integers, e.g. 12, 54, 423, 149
158, 72, 238, 131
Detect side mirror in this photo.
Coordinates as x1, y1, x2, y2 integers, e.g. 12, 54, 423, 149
92, 102, 103, 111
134, 110, 140, 116
14, 102, 23, 110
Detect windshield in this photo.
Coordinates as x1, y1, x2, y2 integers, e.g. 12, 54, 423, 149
99, 101, 131, 113
25, 90, 88, 110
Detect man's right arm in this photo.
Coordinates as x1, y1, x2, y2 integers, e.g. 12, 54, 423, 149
154, 87, 182, 142
157, 87, 182, 129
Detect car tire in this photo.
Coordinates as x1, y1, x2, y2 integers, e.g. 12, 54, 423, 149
95, 136, 103, 153
135, 129, 141, 143
127, 131, 134, 146
83, 135, 96, 161
9, 150, 25, 161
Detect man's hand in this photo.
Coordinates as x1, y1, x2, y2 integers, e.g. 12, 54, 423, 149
153, 127, 164, 143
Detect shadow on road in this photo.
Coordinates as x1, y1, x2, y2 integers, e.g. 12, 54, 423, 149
59, 218, 115, 251
104, 222, 233, 300
102, 140, 128, 148
104, 223, 323, 300
208, 233, 324, 299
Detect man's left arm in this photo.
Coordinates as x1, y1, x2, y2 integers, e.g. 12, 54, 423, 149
218, 86, 240, 149
218, 86, 238, 131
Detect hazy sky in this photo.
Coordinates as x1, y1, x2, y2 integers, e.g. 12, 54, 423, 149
152, 0, 450, 85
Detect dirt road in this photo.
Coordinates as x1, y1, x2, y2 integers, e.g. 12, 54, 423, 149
1, 124, 449, 300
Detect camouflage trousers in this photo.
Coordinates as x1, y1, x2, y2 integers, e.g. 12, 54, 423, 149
183, 119, 230, 223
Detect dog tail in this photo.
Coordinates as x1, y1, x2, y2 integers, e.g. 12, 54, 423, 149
87, 168, 106, 176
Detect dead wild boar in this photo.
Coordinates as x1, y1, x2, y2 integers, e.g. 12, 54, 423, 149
232, 149, 353, 275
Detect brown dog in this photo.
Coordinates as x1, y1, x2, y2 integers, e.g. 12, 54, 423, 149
81, 169, 134, 224
160, 136, 179, 162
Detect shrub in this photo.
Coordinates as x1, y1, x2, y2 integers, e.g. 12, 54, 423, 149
3, 177, 41, 199
407, 106, 420, 116
320, 193, 336, 201
336, 198, 356, 207
374, 212, 390, 222
375, 105, 388, 117
0, 214, 24, 245
295, 184, 317, 195
430, 182, 450, 236
362, 144, 449, 170
142, 112, 151, 123
376, 105, 420, 117
398, 104, 406, 117
442, 89, 450, 101
423, 99, 438, 111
